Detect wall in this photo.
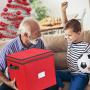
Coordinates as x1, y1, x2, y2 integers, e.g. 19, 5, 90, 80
41, 0, 90, 30
0, 0, 7, 13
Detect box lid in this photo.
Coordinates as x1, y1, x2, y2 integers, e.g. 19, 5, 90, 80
6, 48, 54, 64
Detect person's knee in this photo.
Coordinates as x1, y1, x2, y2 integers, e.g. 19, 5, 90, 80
0, 84, 13, 90
69, 75, 89, 90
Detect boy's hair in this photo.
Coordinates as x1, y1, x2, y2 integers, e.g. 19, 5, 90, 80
64, 19, 81, 32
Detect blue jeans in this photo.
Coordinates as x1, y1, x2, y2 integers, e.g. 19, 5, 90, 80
0, 84, 14, 90
56, 70, 89, 90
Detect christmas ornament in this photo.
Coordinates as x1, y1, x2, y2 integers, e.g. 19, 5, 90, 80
3, 8, 8, 12
8, 0, 12, 3
16, 11, 21, 15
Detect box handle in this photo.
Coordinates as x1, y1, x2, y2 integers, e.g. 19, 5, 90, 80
10, 64, 19, 70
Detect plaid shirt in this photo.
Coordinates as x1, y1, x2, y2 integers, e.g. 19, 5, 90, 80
0, 35, 44, 72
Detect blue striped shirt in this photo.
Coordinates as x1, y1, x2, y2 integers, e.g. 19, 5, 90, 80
0, 36, 44, 72
67, 41, 90, 73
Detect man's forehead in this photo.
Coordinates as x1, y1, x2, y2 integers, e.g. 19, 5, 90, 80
24, 20, 40, 30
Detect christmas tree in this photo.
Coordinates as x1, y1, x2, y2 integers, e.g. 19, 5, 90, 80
0, 0, 32, 38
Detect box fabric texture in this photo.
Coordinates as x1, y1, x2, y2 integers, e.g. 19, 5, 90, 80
6, 48, 56, 90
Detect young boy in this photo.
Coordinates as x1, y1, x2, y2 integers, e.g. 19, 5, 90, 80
56, 1, 90, 90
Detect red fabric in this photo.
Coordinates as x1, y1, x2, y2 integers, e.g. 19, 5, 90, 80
7, 48, 56, 90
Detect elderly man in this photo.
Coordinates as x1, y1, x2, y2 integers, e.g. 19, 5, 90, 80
0, 17, 45, 90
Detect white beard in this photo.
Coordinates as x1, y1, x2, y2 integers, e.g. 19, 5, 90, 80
30, 40, 38, 45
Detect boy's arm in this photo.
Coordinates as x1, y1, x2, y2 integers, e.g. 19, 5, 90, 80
60, 2, 68, 26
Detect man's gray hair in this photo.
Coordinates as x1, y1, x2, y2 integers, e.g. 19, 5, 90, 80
17, 17, 39, 34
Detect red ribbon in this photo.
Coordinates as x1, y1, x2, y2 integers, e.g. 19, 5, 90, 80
0, 22, 8, 27
0, 28, 16, 33
0, 33, 16, 38
7, 3, 31, 13
16, 0, 29, 6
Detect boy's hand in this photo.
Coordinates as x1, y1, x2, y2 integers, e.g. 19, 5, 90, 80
7, 78, 18, 90
61, 2, 68, 11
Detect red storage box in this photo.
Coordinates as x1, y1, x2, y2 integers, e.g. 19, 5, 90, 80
6, 48, 56, 90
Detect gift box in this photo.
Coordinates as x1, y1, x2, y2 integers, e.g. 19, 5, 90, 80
6, 48, 56, 90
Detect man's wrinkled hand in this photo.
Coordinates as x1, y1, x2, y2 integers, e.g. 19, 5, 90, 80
7, 78, 18, 90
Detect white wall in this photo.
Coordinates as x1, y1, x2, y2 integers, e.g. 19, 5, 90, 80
42, 0, 88, 16
83, 0, 90, 30
42, 0, 90, 30
0, 0, 7, 13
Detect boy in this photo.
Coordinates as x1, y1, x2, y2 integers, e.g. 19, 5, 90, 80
56, 1, 90, 90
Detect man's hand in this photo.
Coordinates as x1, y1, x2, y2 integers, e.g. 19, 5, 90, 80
7, 78, 18, 90
0, 69, 18, 90
61, 2, 68, 11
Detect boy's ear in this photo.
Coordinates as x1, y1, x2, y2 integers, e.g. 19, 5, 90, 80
78, 31, 81, 35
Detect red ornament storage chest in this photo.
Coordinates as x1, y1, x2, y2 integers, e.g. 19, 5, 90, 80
6, 48, 56, 90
